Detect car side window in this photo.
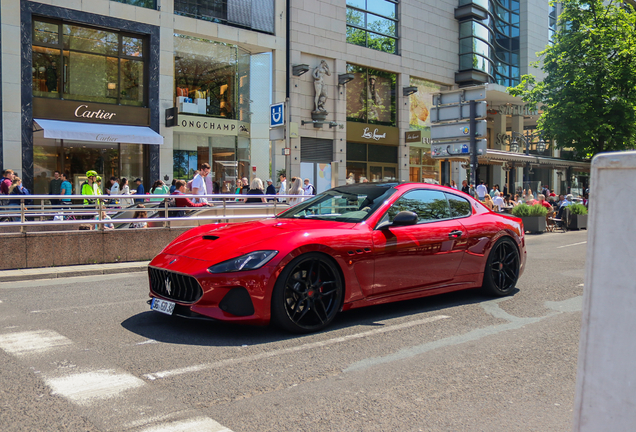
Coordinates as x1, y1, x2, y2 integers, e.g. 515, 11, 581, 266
385, 190, 451, 224
445, 193, 472, 218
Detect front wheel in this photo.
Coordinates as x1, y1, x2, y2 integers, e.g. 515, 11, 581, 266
271, 253, 343, 333
482, 237, 520, 296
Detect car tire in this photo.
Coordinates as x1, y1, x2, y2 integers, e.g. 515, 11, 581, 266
271, 253, 343, 333
482, 237, 520, 296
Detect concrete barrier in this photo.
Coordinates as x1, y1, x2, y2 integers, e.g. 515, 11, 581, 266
0, 227, 190, 270
573, 151, 636, 431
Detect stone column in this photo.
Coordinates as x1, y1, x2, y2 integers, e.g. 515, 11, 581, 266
398, 73, 410, 182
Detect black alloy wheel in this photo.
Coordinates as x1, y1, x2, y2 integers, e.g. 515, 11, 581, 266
271, 253, 343, 333
482, 237, 520, 296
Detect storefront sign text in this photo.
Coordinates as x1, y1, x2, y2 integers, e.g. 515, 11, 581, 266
174, 115, 239, 136
497, 105, 539, 116
33, 98, 150, 126
405, 130, 421, 143
346, 122, 399, 143
361, 127, 386, 141
74, 104, 117, 120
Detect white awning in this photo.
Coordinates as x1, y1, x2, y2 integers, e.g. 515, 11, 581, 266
34, 119, 163, 145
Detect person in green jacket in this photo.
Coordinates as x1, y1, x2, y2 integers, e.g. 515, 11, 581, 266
81, 170, 101, 205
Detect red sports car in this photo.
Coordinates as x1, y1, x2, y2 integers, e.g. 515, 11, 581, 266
148, 182, 525, 333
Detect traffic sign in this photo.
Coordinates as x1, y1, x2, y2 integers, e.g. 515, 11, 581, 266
270, 102, 284, 127
431, 140, 487, 158
430, 120, 487, 140
430, 101, 487, 123
432, 86, 487, 105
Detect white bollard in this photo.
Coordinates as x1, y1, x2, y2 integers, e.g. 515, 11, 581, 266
573, 151, 636, 431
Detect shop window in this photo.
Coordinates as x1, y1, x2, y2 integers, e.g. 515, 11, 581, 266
346, 0, 398, 54
174, 34, 250, 121
111, 0, 157, 9
31, 19, 147, 106
174, 0, 275, 34
346, 64, 396, 126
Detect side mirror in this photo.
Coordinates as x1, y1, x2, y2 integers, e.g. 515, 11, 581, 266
392, 211, 418, 226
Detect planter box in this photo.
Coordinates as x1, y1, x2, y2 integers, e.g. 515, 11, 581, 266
520, 216, 546, 234
568, 214, 588, 230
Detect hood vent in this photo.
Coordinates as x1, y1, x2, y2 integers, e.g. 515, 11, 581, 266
202, 235, 219, 241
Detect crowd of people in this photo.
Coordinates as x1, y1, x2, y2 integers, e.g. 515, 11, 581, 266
456, 179, 589, 218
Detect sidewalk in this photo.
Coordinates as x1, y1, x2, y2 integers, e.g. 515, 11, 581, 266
0, 261, 150, 283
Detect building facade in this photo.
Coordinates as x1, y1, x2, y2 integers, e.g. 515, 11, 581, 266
1, 0, 285, 194
0, 0, 589, 197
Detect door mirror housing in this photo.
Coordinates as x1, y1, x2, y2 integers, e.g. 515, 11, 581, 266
392, 211, 418, 226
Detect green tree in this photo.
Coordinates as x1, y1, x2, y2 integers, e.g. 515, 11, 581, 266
508, 0, 636, 157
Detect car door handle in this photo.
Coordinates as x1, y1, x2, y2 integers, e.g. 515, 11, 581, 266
449, 230, 463, 238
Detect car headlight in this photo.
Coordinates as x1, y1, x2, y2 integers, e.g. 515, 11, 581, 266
208, 251, 278, 274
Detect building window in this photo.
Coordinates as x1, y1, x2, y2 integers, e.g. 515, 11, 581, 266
548, 4, 557, 43
174, 0, 275, 34
32, 19, 147, 107
346, 0, 398, 54
346, 64, 396, 126
111, 0, 157, 9
174, 34, 250, 121
346, 142, 397, 183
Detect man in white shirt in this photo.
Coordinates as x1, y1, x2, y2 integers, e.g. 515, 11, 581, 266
475, 181, 488, 201
302, 178, 316, 195
492, 191, 505, 211
277, 174, 287, 203
191, 163, 211, 203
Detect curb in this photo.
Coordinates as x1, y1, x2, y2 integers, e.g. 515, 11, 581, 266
0, 261, 150, 283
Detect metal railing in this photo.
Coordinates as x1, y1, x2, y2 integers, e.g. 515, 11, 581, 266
0, 193, 307, 232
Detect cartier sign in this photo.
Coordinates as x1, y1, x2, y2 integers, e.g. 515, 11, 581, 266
33, 98, 150, 126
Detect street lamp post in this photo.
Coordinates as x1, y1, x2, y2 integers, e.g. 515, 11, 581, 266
510, 130, 546, 188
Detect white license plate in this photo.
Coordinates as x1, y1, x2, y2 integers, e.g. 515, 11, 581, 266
151, 298, 175, 315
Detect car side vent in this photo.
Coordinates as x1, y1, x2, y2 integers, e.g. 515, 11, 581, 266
203, 235, 219, 240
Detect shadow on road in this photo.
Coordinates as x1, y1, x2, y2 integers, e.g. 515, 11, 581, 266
121, 287, 519, 348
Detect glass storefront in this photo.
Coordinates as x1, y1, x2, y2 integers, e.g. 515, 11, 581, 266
346, 142, 398, 183
33, 136, 143, 194
174, 34, 250, 121
346, 64, 396, 126
32, 19, 147, 107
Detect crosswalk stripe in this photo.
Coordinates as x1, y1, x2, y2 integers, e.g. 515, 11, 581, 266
139, 417, 234, 432
0, 330, 72, 355
45, 369, 145, 406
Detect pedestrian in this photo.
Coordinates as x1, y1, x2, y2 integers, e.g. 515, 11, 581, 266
119, 178, 134, 207
475, 181, 488, 201
150, 180, 170, 202
169, 179, 177, 194
461, 179, 470, 194
483, 194, 494, 210
129, 204, 148, 229
94, 210, 114, 230
240, 177, 249, 194
1, 169, 15, 206
450, 179, 458, 190
171, 179, 212, 217
303, 178, 316, 195
133, 178, 145, 203
109, 176, 120, 196
245, 177, 266, 203
60, 173, 73, 207
49, 170, 62, 205
288, 177, 305, 206
187, 170, 199, 192
265, 178, 276, 201
492, 191, 505, 211
8, 177, 32, 220
277, 173, 287, 202
191, 163, 211, 203
537, 194, 552, 210
81, 170, 101, 205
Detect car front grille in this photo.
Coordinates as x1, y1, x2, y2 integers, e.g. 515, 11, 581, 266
148, 267, 203, 303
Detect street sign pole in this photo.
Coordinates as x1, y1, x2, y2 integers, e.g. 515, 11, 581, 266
470, 100, 478, 188
285, 98, 291, 181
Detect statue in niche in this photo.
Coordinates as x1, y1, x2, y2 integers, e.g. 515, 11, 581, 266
312, 60, 330, 115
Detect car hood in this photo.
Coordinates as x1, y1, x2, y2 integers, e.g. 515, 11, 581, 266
161, 218, 357, 263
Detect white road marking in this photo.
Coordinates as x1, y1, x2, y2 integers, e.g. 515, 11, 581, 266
45, 369, 144, 406
140, 417, 233, 432
136, 339, 158, 345
0, 330, 72, 356
143, 315, 450, 381
557, 241, 587, 249
345, 296, 583, 372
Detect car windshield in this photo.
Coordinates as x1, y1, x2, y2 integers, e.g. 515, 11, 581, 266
277, 184, 397, 223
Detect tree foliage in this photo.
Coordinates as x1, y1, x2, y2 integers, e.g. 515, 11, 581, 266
508, 0, 636, 157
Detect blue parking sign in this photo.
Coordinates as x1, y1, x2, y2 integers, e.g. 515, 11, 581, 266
461, 144, 469, 153
270, 103, 284, 127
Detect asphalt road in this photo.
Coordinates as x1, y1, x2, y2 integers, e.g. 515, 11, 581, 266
0, 230, 588, 432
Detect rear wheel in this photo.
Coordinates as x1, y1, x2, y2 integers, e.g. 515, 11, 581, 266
482, 237, 520, 296
271, 253, 343, 333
